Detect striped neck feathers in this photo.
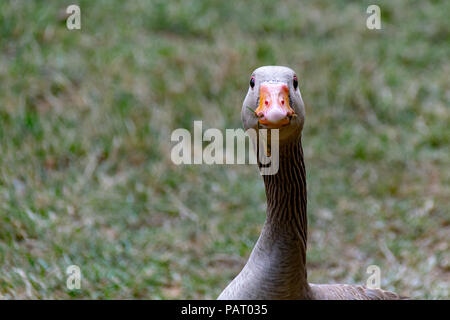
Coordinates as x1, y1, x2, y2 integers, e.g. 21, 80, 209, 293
261, 137, 308, 247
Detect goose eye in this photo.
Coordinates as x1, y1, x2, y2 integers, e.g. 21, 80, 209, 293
293, 76, 298, 90
250, 77, 255, 89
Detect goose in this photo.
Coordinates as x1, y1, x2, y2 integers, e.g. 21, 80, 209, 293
218, 66, 405, 300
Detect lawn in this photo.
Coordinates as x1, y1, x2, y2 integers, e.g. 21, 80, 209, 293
0, 0, 448, 299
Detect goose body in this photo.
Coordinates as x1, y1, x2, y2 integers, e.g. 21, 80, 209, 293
218, 66, 404, 300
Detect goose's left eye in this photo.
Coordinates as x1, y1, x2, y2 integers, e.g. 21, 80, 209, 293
293, 76, 298, 90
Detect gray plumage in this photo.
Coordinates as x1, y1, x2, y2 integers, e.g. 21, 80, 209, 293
218, 66, 405, 300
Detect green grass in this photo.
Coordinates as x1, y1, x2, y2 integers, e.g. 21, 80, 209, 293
0, 0, 449, 299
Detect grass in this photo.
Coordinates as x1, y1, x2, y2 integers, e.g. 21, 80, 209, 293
0, 0, 449, 299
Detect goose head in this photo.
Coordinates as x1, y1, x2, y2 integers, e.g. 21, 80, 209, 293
241, 66, 305, 144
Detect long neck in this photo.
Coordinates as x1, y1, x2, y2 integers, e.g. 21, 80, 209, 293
247, 136, 310, 298
263, 137, 308, 252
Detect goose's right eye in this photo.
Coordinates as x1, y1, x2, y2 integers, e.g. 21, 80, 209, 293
250, 77, 255, 89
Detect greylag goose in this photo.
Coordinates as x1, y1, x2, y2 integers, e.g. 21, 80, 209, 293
218, 66, 405, 300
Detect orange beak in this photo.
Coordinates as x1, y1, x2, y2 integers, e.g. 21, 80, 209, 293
255, 83, 294, 128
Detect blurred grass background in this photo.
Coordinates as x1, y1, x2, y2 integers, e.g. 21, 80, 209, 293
0, 0, 449, 299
